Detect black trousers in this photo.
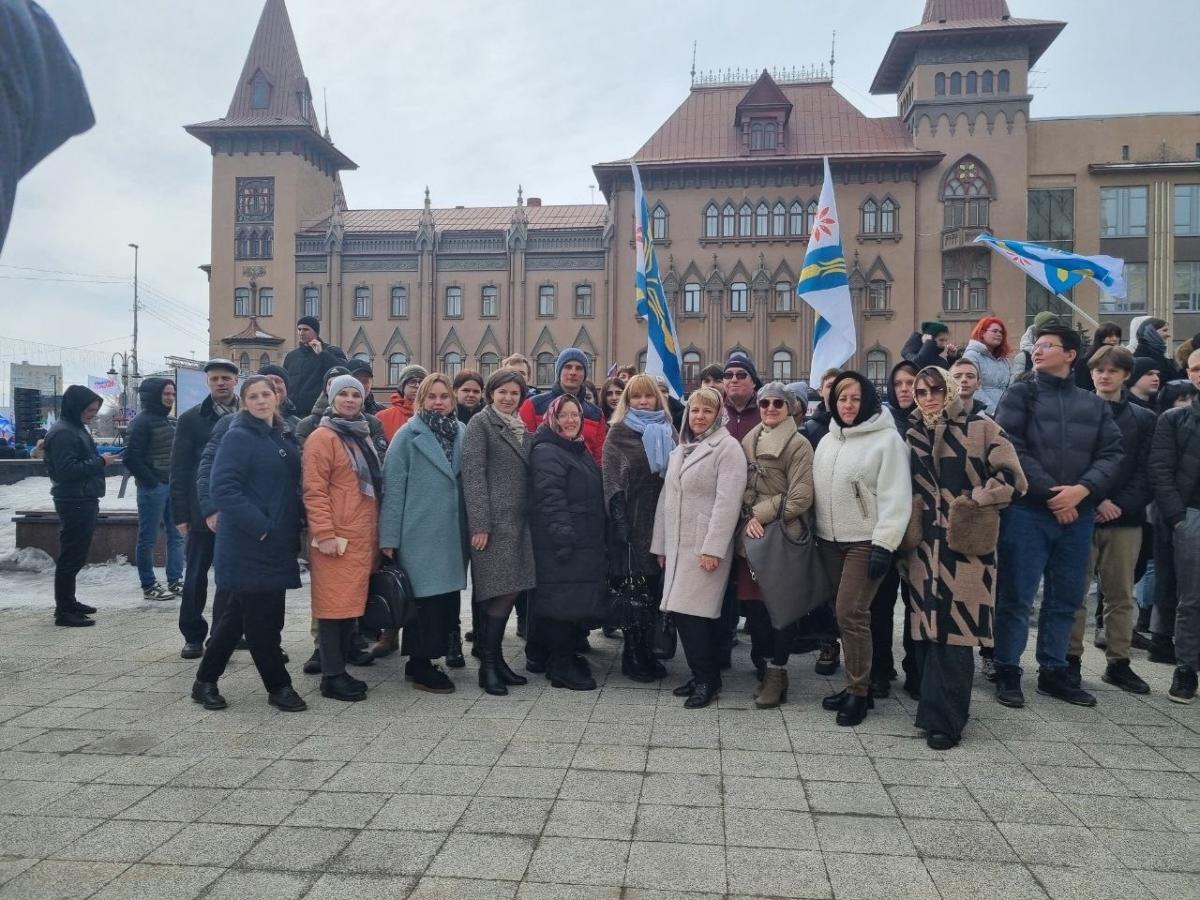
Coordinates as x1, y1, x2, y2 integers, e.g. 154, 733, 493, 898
401, 592, 459, 661
870, 566, 916, 683
913, 642, 975, 742
317, 618, 355, 676
1151, 514, 1179, 640
745, 602, 792, 666
675, 612, 723, 686
196, 590, 290, 692
53, 499, 98, 615
179, 528, 232, 644
716, 576, 740, 655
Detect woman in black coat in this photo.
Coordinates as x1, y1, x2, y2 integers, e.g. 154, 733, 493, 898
529, 393, 607, 690
191, 376, 305, 714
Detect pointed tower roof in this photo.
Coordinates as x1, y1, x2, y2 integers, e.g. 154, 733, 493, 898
735, 71, 793, 126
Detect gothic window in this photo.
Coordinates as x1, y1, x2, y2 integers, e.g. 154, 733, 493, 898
730, 281, 749, 314
353, 352, 370, 364
535, 352, 555, 386
236, 177, 274, 222
982, 70, 994, 93
943, 158, 992, 228
739, 203, 753, 236
636, 350, 647, 372
235, 229, 250, 258
481, 285, 498, 317
772, 349, 793, 382
861, 199, 878, 234
479, 352, 500, 379
867, 280, 889, 311
683, 282, 702, 314
354, 286, 371, 319
390, 285, 408, 318
574, 284, 593, 317
790, 201, 805, 235
705, 203, 719, 237
880, 198, 897, 234
445, 286, 462, 318
722, 204, 736, 237
260, 228, 272, 258
682, 351, 701, 391
997, 69, 1010, 93
751, 122, 764, 150
950, 72, 962, 95
257, 287, 273, 317
387, 353, 408, 385
234, 287, 249, 317
966, 71, 978, 94
652, 204, 668, 240
773, 202, 786, 235
866, 349, 888, 388
764, 121, 777, 149
755, 203, 769, 236
807, 200, 819, 234
259, 352, 271, 369
538, 284, 555, 317
443, 352, 463, 378
775, 281, 793, 312
250, 71, 270, 109
238, 352, 251, 373
248, 230, 261, 258
935, 72, 946, 95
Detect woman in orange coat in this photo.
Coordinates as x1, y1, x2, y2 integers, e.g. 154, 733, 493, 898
303, 374, 382, 702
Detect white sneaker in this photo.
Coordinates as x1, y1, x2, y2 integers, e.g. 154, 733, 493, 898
143, 583, 175, 602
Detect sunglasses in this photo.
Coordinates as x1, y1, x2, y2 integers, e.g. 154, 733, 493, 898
915, 387, 946, 398
758, 398, 787, 410
723, 371, 750, 381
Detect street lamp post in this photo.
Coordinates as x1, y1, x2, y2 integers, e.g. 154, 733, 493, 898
128, 243, 140, 393
108, 352, 130, 434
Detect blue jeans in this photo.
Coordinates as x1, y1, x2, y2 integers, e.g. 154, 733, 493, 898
994, 503, 1095, 672
1136, 559, 1156, 611
136, 482, 183, 589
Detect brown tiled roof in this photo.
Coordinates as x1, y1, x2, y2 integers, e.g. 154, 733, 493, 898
226, 0, 314, 127
222, 317, 285, 345
921, 0, 1010, 22
300, 205, 608, 234
620, 81, 919, 164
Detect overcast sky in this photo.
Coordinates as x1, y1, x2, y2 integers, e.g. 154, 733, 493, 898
2, 0, 1196, 398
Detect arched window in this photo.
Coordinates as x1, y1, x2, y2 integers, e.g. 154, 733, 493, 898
722, 204, 736, 237
756, 203, 769, 236
997, 69, 1010, 93
354, 286, 371, 318
950, 72, 962, 95
443, 351, 463, 378
479, 352, 500, 379
935, 72, 946, 95
739, 203, 753, 236
773, 202, 787, 235
303, 286, 320, 319
481, 285, 498, 317
259, 352, 271, 370
764, 121, 777, 149
705, 203, 719, 238
880, 198, 897, 234
730, 281, 749, 314
981, 70, 994, 93
790, 201, 805, 235
235, 229, 250, 258
772, 349, 793, 382
353, 352, 370, 364
652, 204, 668, 240
683, 282, 702, 314
965, 71, 978, 94
807, 200, 819, 234
538, 284, 555, 317
535, 352, 555, 386
775, 281, 793, 312
943, 158, 992, 228
445, 286, 462, 317
256, 287, 273, 317
387, 352, 408, 385
751, 122, 764, 150
390, 285, 408, 318
248, 230, 261, 257
261, 228, 272, 258
636, 350, 647, 372
238, 352, 251, 373
865, 349, 888, 388
682, 350, 701, 390
233, 287, 249, 317
251, 71, 270, 109
861, 198, 878, 234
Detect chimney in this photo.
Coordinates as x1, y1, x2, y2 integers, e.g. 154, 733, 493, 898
527, 197, 542, 207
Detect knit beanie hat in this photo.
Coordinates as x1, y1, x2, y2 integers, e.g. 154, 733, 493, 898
1032, 311, 1058, 330
326, 374, 364, 406
555, 347, 589, 382
256, 364, 289, 387
723, 351, 762, 388
757, 381, 798, 415
921, 320, 949, 337
1127, 356, 1162, 387
297, 315, 321, 334
397, 364, 428, 390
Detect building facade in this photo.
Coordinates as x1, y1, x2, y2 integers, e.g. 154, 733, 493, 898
191, 0, 1200, 394
9, 362, 62, 405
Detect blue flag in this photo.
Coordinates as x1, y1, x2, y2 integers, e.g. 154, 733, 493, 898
632, 163, 684, 397
974, 233, 1126, 299
797, 157, 856, 378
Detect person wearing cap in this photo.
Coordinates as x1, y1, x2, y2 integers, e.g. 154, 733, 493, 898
1126, 357, 1162, 410
720, 352, 762, 441
518, 348, 607, 465
283, 317, 347, 420
344, 357, 383, 415
170, 358, 240, 659
785, 381, 810, 429
377, 363, 428, 442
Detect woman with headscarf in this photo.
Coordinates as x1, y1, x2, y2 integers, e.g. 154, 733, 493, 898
961, 316, 1013, 412
379, 373, 469, 693
303, 374, 382, 702
652, 386, 748, 708
529, 394, 608, 691
812, 372, 912, 726
736, 382, 815, 708
905, 367, 1027, 748
462, 368, 536, 695
1133, 317, 1183, 382
603, 374, 678, 682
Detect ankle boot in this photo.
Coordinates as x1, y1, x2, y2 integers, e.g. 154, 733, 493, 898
638, 629, 667, 679
1149, 636, 1177, 665
321, 673, 366, 702
755, 666, 788, 709
836, 693, 870, 726
621, 627, 656, 683
477, 617, 508, 696
489, 612, 527, 686
445, 628, 466, 668
369, 628, 399, 658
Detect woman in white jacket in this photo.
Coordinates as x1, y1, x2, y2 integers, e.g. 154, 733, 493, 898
652, 386, 748, 709
812, 371, 912, 726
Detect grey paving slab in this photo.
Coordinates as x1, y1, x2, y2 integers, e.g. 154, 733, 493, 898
87, 863, 224, 900
144, 821, 269, 866
634, 803, 724, 845
53, 818, 182, 862
923, 859, 1048, 900
823, 851, 939, 900
624, 840, 726, 893
0, 859, 127, 900
240, 824, 357, 871
305, 873, 418, 899
203, 869, 314, 900
524, 835, 629, 886
544, 799, 638, 840
408, 876, 516, 899
724, 846, 831, 898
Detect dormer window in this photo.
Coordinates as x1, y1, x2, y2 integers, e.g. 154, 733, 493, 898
750, 119, 778, 151
735, 71, 792, 156
250, 71, 271, 110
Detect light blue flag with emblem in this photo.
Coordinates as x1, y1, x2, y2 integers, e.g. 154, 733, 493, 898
797, 157, 855, 378
974, 233, 1126, 299
632, 162, 684, 398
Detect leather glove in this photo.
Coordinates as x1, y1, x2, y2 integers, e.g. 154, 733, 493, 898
867, 544, 893, 580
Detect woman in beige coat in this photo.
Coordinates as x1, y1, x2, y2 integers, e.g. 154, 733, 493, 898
736, 382, 815, 708
652, 386, 747, 708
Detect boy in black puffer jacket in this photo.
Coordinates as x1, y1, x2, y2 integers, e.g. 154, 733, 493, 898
124, 377, 183, 600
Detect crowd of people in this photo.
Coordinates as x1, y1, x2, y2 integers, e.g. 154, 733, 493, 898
37, 311, 1200, 749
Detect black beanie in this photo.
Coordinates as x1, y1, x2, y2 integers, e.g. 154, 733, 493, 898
257, 364, 289, 387
723, 352, 762, 389
1127, 357, 1162, 387
297, 316, 321, 334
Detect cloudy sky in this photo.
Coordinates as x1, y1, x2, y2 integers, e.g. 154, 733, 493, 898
1, 0, 1196, 397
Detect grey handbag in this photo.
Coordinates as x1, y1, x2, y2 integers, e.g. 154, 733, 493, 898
743, 516, 829, 630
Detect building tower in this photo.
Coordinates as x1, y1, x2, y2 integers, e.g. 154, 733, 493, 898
186, 0, 356, 366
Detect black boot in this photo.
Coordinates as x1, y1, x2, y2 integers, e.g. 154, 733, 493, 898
321, 673, 366, 702
823, 688, 874, 712
302, 647, 322, 675
478, 617, 509, 696
836, 693, 871, 726
548, 653, 596, 691
638, 626, 667, 679
995, 665, 1025, 708
684, 680, 719, 709
621, 627, 656, 683
1149, 636, 1178, 665
190, 680, 226, 710
490, 612, 527, 686
1066, 655, 1083, 689
1102, 660, 1150, 694
445, 628, 466, 669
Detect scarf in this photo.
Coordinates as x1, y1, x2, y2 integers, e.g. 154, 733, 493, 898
419, 410, 458, 463
489, 404, 526, 443
621, 407, 673, 474
915, 366, 961, 429
544, 395, 585, 442
319, 415, 382, 498
212, 396, 238, 417
1136, 319, 1167, 359
680, 406, 728, 457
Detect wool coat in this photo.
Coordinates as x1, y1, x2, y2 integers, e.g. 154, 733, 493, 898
651, 427, 747, 619
210, 411, 302, 593
904, 400, 1027, 647
736, 422, 815, 556
302, 425, 379, 620
960, 339, 1012, 413
461, 405, 536, 601
602, 419, 675, 578
528, 426, 608, 622
379, 413, 468, 598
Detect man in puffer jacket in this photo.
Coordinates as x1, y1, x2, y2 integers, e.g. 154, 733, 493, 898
993, 324, 1124, 709
124, 377, 183, 601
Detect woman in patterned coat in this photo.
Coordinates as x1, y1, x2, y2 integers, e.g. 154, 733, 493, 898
904, 367, 1027, 750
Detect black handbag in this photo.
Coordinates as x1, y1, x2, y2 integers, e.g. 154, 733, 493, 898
606, 546, 657, 629
363, 559, 417, 632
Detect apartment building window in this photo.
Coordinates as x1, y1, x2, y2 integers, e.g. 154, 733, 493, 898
1175, 184, 1200, 235
535, 352, 555, 386
442, 352, 462, 378
862, 199, 878, 234
479, 352, 500, 379
234, 287, 250, 317
968, 279, 988, 311
1174, 261, 1200, 311
445, 286, 462, 318
390, 285, 408, 318
574, 284, 593, 317
722, 204, 736, 237
730, 281, 749, 314
866, 349, 888, 388
481, 285, 498, 317
772, 349, 793, 382
880, 198, 897, 234
739, 203, 753, 236
756, 203, 769, 236
682, 351, 701, 389
683, 282, 702, 314
1100, 186, 1148, 237
256, 287, 273, 317
774, 281, 793, 312
387, 353, 408, 384
943, 279, 963, 312
1028, 189, 1075, 248
354, 286, 371, 318
867, 280, 890, 311
302, 286, 320, 319
538, 285, 555, 317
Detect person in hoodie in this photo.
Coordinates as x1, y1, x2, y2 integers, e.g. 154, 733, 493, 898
812, 372, 912, 727
377, 364, 428, 442
519, 348, 607, 465
123, 377, 183, 601
960, 316, 1013, 413
282, 317, 347, 418
1133, 317, 1182, 382
43, 385, 121, 627
1011, 311, 1058, 379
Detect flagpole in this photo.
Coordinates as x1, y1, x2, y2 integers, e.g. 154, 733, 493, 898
1052, 292, 1101, 330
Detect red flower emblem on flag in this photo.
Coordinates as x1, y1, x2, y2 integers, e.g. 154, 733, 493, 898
810, 206, 835, 241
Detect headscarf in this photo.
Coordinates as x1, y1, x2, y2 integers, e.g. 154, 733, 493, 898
544, 394, 584, 441
1135, 318, 1168, 359
621, 407, 674, 474
680, 386, 727, 455
319, 375, 382, 498
1126, 315, 1150, 352
418, 409, 459, 463
914, 366, 961, 429
828, 372, 882, 428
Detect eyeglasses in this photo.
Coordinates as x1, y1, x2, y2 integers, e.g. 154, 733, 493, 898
1032, 342, 1064, 353
758, 398, 787, 410
984, 328, 1005, 336
915, 387, 946, 398
723, 371, 750, 381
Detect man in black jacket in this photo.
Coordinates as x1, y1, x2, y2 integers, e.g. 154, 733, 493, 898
993, 324, 1124, 708
1066, 346, 1154, 694
283, 317, 347, 416
124, 377, 183, 601
43, 385, 120, 626
1150, 348, 1200, 703
170, 359, 239, 658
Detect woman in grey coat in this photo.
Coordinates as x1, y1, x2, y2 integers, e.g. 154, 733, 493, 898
462, 368, 536, 695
